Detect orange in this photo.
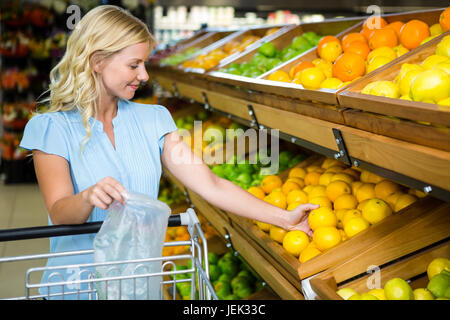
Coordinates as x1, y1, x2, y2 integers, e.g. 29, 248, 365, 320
264, 190, 287, 209
386, 21, 405, 38
319, 41, 343, 62
342, 33, 367, 51
325, 166, 345, 174
308, 185, 328, 199
286, 177, 305, 189
344, 40, 371, 60
317, 36, 341, 56
321, 158, 347, 169
309, 196, 333, 209
281, 180, 301, 195
269, 225, 288, 243
374, 180, 401, 200
299, 245, 322, 263
282, 230, 310, 257
268, 70, 291, 82
363, 16, 388, 31
440, 7, 450, 31
300, 67, 326, 89
357, 199, 370, 212
306, 165, 325, 173
313, 227, 342, 252
247, 186, 266, 200
304, 171, 322, 186
342, 209, 362, 227
332, 52, 366, 82
330, 173, 355, 185
308, 207, 337, 231
261, 175, 283, 194
326, 180, 352, 202
355, 183, 376, 203
333, 194, 358, 211
289, 167, 307, 179
344, 216, 370, 238
399, 19, 430, 50
369, 28, 398, 49
289, 61, 315, 79
360, 27, 376, 42
286, 189, 309, 205
394, 194, 418, 212
362, 198, 392, 224
256, 221, 271, 232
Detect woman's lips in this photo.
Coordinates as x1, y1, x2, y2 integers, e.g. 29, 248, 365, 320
128, 84, 139, 90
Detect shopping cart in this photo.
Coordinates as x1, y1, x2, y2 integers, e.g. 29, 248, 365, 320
0, 208, 218, 300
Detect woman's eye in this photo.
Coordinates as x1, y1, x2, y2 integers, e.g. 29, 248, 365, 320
130, 65, 138, 70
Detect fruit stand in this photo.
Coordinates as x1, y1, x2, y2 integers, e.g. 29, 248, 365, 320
150, 8, 450, 300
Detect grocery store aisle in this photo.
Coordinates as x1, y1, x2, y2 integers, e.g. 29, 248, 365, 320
0, 183, 49, 299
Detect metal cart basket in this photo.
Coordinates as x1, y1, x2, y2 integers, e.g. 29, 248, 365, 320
0, 208, 218, 300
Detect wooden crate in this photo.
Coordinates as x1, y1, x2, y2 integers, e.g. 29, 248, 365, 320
180, 25, 293, 74
205, 17, 364, 97
338, 30, 450, 127
308, 238, 450, 300
158, 31, 234, 69
342, 109, 450, 152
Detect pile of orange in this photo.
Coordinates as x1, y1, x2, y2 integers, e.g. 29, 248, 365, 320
181, 28, 279, 70
250, 156, 423, 264
266, 8, 449, 90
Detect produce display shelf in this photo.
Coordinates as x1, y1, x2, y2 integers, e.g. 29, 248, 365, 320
150, 69, 450, 201
338, 30, 450, 127
306, 236, 450, 300
257, 8, 444, 106
205, 17, 364, 105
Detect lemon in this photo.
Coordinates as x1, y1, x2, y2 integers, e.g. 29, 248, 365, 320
429, 23, 443, 36
433, 61, 450, 75
420, 35, 439, 45
320, 77, 343, 89
410, 69, 450, 103
438, 97, 450, 108
348, 294, 361, 300
413, 288, 435, 300
384, 278, 414, 300
427, 258, 450, 280
269, 225, 288, 243
369, 81, 400, 98
344, 216, 370, 238
312, 58, 333, 78
362, 198, 392, 224
308, 206, 337, 230
360, 293, 379, 300
421, 54, 449, 70
436, 36, 450, 57
336, 288, 359, 300
394, 193, 417, 212
394, 63, 423, 83
301, 67, 326, 90
319, 172, 335, 186
341, 209, 362, 226
368, 288, 387, 300
256, 221, 271, 232
393, 44, 409, 57
308, 185, 327, 198
400, 94, 412, 100
313, 227, 341, 252
298, 245, 322, 263
282, 230, 310, 257
398, 69, 422, 96
366, 56, 394, 74
367, 46, 397, 63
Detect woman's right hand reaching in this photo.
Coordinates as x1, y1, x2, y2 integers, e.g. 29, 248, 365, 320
82, 177, 128, 210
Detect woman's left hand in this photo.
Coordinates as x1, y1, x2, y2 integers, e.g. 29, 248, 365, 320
283, 204, 319, 237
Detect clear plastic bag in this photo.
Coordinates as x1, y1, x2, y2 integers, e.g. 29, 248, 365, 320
93, 193, 171, 300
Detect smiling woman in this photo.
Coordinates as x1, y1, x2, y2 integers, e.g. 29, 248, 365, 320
18, 4, 318, 300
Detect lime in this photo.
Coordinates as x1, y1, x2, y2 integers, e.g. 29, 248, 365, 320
211, 165, 226, 178
259, 42, 276, 58
208, 252, 219, 265
218, 273, 233, 284
219, 259, 239, 277
427, 273, 450, 298
289, 154, 305, 168
214, 281, 232, 300
178, 282, 191, 297
224, 294, 239, 300
384, 278, 414, 300
237, 269, 255, 282
231, 276, 252, 291
236, 162, 254, 174
209, 264, 221, 282
278, 150, 293, 168
413, 288, 435, 300
427, 257, 450, 280
235, 172, 252, 186
196, 110, 209, 121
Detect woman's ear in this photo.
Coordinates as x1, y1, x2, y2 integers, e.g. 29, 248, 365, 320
90, 51, 105, 73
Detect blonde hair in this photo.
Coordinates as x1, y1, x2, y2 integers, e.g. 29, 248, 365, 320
39, 5, 154, 151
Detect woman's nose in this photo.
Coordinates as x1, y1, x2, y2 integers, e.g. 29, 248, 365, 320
138, 66, 149, 82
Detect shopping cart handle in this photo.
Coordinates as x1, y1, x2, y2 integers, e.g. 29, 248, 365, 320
0, 214, 183, 242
